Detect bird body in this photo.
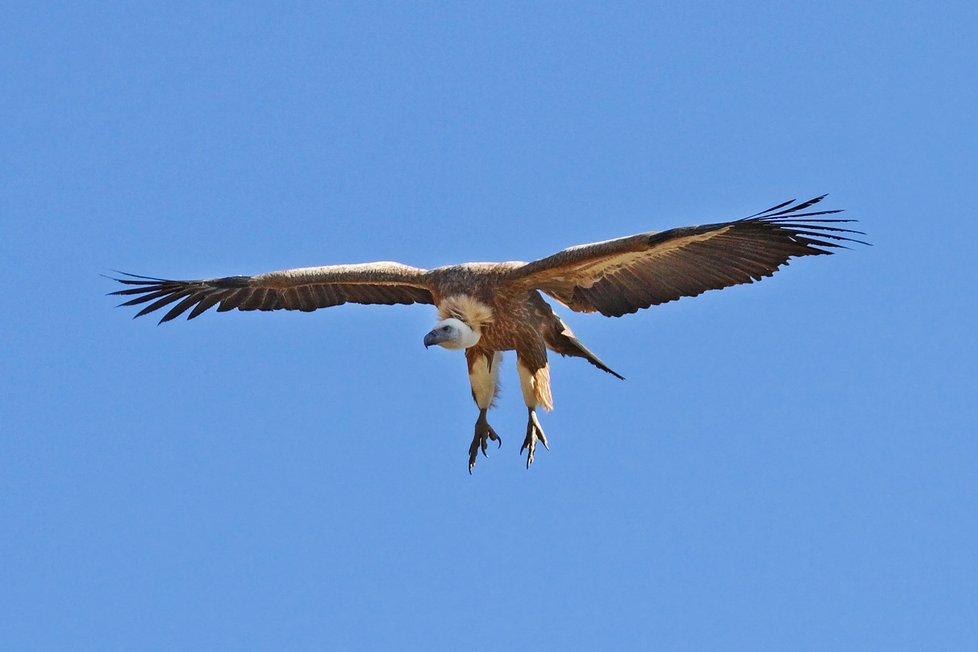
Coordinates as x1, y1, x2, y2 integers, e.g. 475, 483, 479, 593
110, 196, 864, 471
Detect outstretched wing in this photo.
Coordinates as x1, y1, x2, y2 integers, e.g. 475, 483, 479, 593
110, 262, 434, 323
507, 196, 867, 317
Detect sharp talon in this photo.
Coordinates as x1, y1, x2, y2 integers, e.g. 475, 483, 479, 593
471, 412, 503, 470
521, 409, 548, 469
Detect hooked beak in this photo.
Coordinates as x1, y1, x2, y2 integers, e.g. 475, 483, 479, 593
423, 330, 444, 349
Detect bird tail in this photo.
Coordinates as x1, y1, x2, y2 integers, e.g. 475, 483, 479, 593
542, 305, 625, 380
563, 333, 625, 380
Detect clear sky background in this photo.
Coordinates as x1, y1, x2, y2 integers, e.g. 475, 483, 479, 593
3, 2, 976, 650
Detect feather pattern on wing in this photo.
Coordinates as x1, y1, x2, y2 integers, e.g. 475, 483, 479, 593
506, 196, 867, 317
109, 262, 434, 324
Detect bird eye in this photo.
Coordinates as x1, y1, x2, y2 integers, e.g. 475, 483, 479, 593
441, 326, 451, 332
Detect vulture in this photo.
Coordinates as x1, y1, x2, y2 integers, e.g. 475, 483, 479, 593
110, 196, 864, 472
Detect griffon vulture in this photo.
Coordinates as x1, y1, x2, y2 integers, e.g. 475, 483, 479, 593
110, 196, 864, 472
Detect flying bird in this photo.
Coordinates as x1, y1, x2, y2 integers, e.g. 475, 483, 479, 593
110, 196, 864, 472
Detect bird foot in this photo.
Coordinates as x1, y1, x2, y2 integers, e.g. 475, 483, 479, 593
520, 409, 549, 469
468, 410, 502, 474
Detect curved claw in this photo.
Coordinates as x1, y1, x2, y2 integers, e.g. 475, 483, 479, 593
521, 409, 549, 469
530, 410, 549, 450
468, 411, 503, 474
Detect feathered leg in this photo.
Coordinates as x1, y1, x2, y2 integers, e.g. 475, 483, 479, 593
517, 351, 553, 469
466, 349, 502, 473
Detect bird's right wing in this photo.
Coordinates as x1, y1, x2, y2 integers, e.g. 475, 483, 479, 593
109, 262, 434, 323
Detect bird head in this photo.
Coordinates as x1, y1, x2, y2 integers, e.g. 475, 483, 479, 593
423, 317, 480, 350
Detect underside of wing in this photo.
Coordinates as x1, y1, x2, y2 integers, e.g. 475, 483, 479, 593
109, 262, 435, 323
508, 196, 867, 317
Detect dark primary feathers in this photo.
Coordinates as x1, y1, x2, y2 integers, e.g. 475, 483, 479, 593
109, 262, 434, 324
509, 195, 866, 316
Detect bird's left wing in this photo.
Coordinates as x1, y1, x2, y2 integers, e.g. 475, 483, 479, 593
506, 196, 866, 317
109, 262, 434, 323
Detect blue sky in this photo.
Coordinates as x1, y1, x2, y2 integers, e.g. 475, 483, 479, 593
2, 2, 976, 649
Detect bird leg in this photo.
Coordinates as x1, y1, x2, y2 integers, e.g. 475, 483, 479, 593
466, 350, 502, 474
516, 356, 552, 469
468, 409, 502, 474
520, 408, 549, 469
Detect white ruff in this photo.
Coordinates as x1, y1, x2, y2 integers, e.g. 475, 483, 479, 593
438, 295, 494, 327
